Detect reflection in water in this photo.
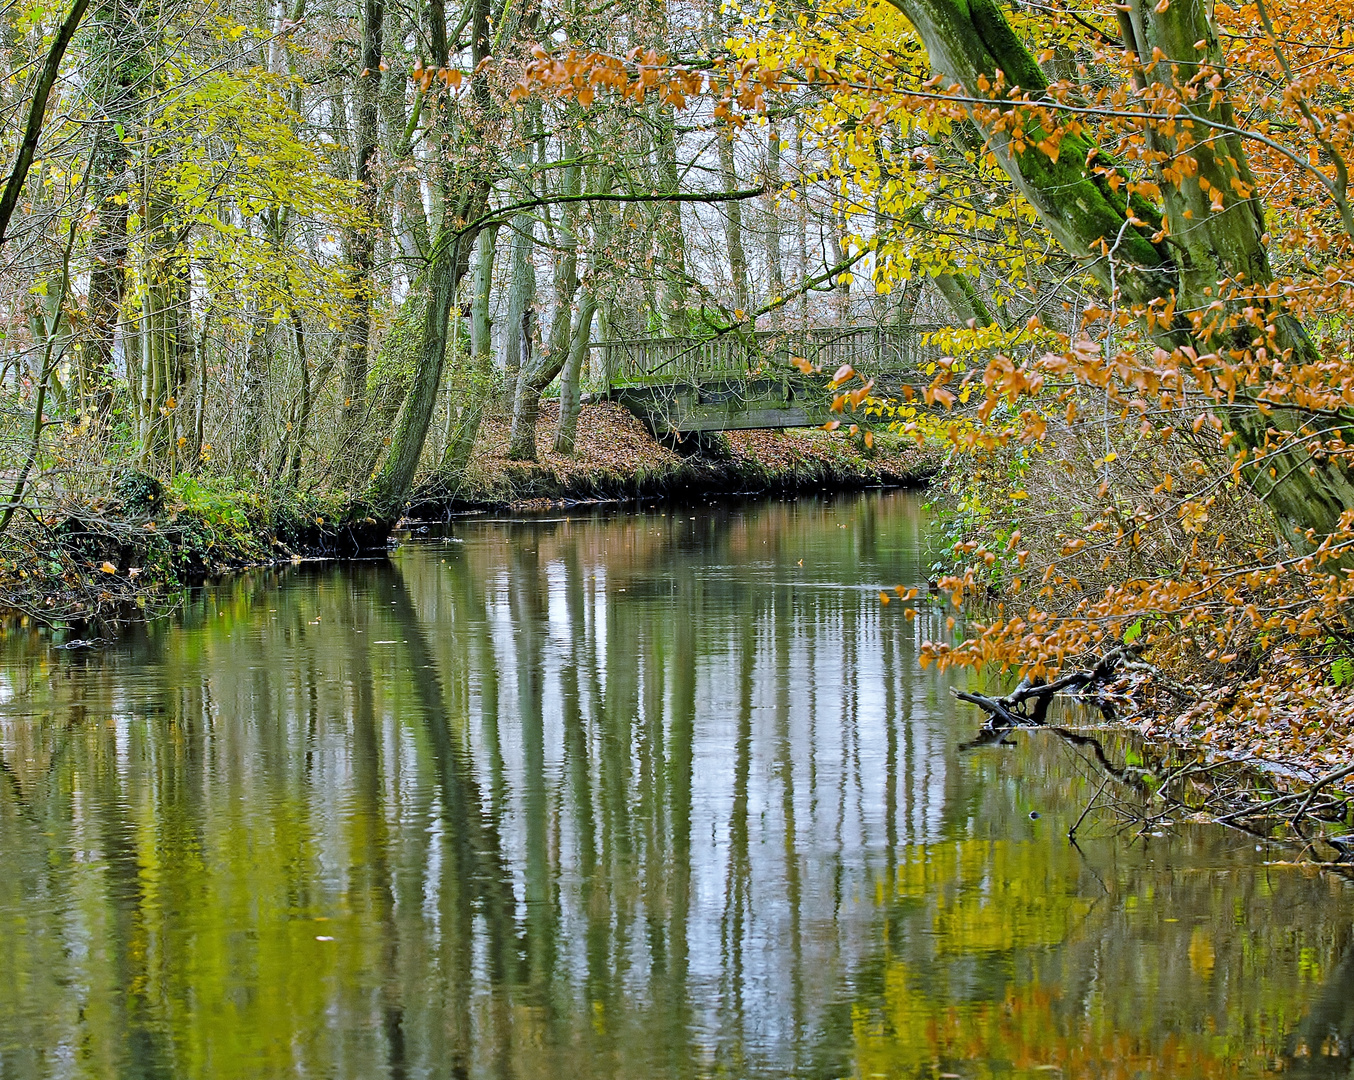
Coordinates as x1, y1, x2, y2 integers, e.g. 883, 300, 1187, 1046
1, 490, 1353, 1079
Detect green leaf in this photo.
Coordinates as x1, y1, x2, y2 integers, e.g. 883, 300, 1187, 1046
1123, 619, 1143, 646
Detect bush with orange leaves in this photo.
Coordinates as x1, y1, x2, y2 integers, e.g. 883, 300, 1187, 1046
509, 0, 1354, 772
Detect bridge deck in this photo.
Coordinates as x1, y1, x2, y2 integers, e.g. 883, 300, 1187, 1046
592, 324, 939, 434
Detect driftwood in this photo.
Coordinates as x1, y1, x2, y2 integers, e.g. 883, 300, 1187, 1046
1215, 761, 1354, 829
955, 646, 1139, 749
954, 648, 1354, 850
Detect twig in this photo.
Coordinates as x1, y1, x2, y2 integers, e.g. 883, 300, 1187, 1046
1215, 761, 1354, 824
1291, 762, 1354, 824
1069, 775, 1112, 841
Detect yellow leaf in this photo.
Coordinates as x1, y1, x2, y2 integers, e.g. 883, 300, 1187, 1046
100, 561, 117, 574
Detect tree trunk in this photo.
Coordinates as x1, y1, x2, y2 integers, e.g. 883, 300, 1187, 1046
238, 301, 269, 476
829, 219, 849, 325
469, 222, 497, 364
719, 134, 750, 318
764, 121, 785, 325
554, 169, 614, 454
336, 0, 384, 487
84, 0, 145, 416
279, 307, 312, 488
0, 0, 89, 250
886, 0, 1354, 544
502, 211, 536, 397
501, 110, 539, 398
367, 225, 478, 513
795, 119, 809, 328
508, 142, 579, 461
137, 181, 189, 475
364, 0, 488, 516
430, 222, 499, 485
552, 290, 597, 456
933, 271, 997, 328
655, 106, 688, 333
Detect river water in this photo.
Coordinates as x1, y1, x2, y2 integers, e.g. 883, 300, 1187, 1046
1, 490, 1352, 1079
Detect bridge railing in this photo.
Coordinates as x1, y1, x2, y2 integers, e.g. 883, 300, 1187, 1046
592, 324, 944, 385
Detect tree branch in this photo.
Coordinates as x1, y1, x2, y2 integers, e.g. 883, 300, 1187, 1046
0, 0, 90, 249
454, 185, 766, 239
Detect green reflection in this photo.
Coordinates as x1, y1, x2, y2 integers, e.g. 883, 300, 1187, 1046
0, 492, 1351, 1079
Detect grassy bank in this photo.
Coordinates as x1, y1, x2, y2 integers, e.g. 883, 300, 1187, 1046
0, 402, 939, 628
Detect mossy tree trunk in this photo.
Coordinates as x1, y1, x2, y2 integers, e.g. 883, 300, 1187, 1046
764, 121, 785, 326
433, 223, 499, 485
84, 0, 147, 417
887, 0, 1354, 544
508, 138, 580, 461
551, 291, 597, 456
718, 134, 750, 318
502, 211, 536, 400
932, 271, 997, 329
365, 0, 490, 517
553, 168, 614, 455
335, 0, 384, 486
655, 106, 688, 334
501, 105, 539, 401
136, 181, 189, 475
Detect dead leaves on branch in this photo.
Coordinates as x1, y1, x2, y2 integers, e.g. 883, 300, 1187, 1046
503, 3, 1354, 761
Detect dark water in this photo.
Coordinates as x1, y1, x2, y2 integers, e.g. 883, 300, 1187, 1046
1, 490, 1352, 1079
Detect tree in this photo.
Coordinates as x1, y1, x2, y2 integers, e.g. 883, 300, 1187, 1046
509, 0, 1354, 695
335, 0, 384, 487
365, 0, 495, 514
880, 0, 1354, 547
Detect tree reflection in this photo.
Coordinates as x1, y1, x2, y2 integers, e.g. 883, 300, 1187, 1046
0, 493, 1352, 1079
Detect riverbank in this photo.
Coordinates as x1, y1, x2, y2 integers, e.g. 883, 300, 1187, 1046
409, 401, 938, 513
0, 402, 939, 627
923, 432, 1354, 813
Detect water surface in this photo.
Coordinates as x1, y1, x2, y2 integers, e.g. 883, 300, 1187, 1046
1, 491, 1352, 1078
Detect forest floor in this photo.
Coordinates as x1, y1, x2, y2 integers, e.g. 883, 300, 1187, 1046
409, 400, 938, 513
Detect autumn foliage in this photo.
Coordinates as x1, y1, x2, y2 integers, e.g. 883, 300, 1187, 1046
511, 0, 1354, 759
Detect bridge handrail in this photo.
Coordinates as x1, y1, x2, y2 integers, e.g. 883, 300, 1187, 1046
591, 323, 949, 384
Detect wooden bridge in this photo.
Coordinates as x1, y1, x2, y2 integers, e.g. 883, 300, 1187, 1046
591, 324, 939, 434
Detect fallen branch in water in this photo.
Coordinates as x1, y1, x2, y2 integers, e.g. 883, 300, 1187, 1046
954, 646, 1142, 743
1214, 760, 1354, 827
954, 649, 1354, 860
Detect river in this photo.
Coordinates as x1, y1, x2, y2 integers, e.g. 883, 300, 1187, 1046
1, 490, 1352, 1078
